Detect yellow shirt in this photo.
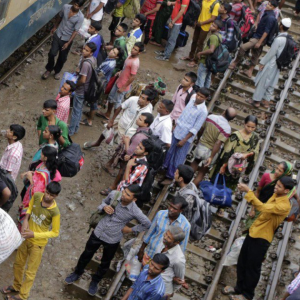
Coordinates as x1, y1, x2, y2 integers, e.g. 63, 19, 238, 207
26, 192, 60, 247
198, 0, 220, 31
245, 191, 291, 243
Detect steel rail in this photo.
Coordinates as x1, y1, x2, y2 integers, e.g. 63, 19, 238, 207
204, 49, 300, 300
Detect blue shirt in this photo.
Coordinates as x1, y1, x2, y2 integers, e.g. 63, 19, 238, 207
253, 10, 276, 39
97, 58, 117, 81
88, 34, 102, 58
174, 99, 208, 143
144, 210, 191, 258
129, 265, 165, 300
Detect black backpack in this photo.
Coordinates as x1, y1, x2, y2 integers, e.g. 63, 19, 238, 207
84, 59, 102, 104
182, 0, 201, 27
224, 18, 242, 53
97, 35, 108, 67
276, 35, 299, 70
266, 19, 279, 47
176, 85, 196, 106
0, 169, 18, 212
104, 0, 118, 14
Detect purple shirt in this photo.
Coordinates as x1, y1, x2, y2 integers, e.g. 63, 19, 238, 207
127, 127, 150, 156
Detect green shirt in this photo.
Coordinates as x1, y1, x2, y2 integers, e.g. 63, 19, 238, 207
200, 33, 221, 64
114, 36, 128, 73
37, 116, 71, 148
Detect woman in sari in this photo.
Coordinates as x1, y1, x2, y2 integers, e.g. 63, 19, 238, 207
18, 146, 61, 230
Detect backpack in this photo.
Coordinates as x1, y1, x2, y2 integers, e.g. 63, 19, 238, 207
97, 35, 108, 67
266, 19, 279, 47
182, 0, 201, 27
285, 197, 300, 222
136, 161, 155, 204
176, 85, 196, 106
224, 19, 242, 53
0, 169, 18, 213
209, 0, 220, 13
84, 59, 102, 104
238, 5, 255, 40
87, 191, 121, 233
206, 34, 232, 74
181, 189, 212, 240
57, 143, 84, 177
276, 35, 299, 70
104, 0, 118, 14
123, 0, 140, 19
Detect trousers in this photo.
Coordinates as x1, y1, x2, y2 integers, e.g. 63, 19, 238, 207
75, 232, 119, 283
235, 38, 263, 66
189, 25, 209, 60
68, 92, 85, 135
164, 22, 181, 59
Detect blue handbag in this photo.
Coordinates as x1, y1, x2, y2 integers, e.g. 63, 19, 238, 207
199, 174, 232, 207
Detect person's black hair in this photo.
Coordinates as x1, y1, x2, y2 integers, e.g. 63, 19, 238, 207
48, 125, 62, 141
177, 164, 194, 184
279, 161, 289, 173
135, 13, 147, 27
41, 146, 58, 180
74, 0, 85, 7
46, 181, 61, 195
10, 124, 26, 141
43, 99, 57, 110
245, 115, 258, 126
86, 42, 97, 53
185, 72, 197, 84
214, 19, 224, 30
141, 139, 154, 153
134, 42, 145, 53
223, 3, 232, 13
90, 20, 102, 31
141, 112, 154, 126
119, 23, 129, 32
142, 89, 157, 102
281, 23, 289, 31
115, 46, 124, 59
279, 176, 295, 190
270, 0, 278, 8
225, 108, 236, 121
65, 80, 76, 92
194, 86, 210, 98
170, 195, 188, 210
161, 99, 174, 113
127, 184, 142, 196
152, 253, 170, 270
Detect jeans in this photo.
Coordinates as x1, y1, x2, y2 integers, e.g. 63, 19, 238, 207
45, 33, 72, 74
75, 232, 119, 283
68, 92, 85, 135
108, 82, 127, 109
287, 285, 300, 300
196, 62, 212, 88
164, 23, 182, 59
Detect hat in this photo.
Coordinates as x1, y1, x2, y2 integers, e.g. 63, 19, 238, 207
281, 18, 292, 28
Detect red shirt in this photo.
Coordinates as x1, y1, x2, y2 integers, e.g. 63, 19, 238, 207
171, 0, 190, 24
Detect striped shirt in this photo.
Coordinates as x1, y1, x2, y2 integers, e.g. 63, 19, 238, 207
94, 190, 151, 244
229, 3, 243, 22
55, 94, 70, 124
129, 265, 165, 300
288, 272, 300, 295
0, 141, 23, 181
144, 210, 190, 258
97, 58, 116, 81
217, 16, 234, 43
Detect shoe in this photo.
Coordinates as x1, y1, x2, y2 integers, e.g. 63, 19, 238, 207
42, 71, 51, 80
64, 272, 80, 285
155, 55, 169, 62
54, 73, 61, 80
88, 281, 98, 296
154, 50, 164, 55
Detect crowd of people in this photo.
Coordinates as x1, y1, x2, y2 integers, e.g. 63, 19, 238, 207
0, 0, 300, 299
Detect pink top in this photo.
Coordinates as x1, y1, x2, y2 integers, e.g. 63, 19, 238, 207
55, 93, 70, 124
116, 56, 140, 92
141, 0, 163, 20
37, 162, 62, 182
258, 173, 272, 188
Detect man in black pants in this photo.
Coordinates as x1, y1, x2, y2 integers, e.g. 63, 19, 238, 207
222, 176, 295, 300
42, 0, 84, 80
64, 185, 151, 296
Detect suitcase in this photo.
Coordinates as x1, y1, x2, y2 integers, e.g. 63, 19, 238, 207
162, 26, 189, 48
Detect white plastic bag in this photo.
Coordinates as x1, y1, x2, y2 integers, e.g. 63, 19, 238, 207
0, 209, 23, 264
128, 256, 142, 281
78, 18, 91, 38
102, 124, 114, 146
223, 236, 245, 266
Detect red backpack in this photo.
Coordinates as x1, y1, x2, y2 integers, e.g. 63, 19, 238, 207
238, 5, 255, 40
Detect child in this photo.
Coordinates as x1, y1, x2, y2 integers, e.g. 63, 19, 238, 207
100, 112, 154, 196
32, 125, 61, 163
126, 14, 146, 54
55, 80, 76, 124
0, 124, 26, 181
37, 100, 71, 149
1, 182, 61, 300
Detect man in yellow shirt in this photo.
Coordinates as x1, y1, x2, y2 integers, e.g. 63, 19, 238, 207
181, 0, 220, 67
222, 176, 294, 300
1, 182, 61, 300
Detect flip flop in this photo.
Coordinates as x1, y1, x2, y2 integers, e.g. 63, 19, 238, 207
229, 295, 248, 300
5, 296, 22, 300
180, 56, 192, 61
80, 119, 92, 127
260, 101, 270, 108
245, 99, 260, 108
240, 70, 252, 79
96, 112, 109, 120
187, 61, 197, 68
100, 187, 113, 196
221, 286, 235, 295
1, 286, 18, 294
83, 141, 93, 150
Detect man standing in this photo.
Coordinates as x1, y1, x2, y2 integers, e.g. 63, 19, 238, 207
251, 18, 292, 108
161, 86, 209, 185
222, 176, 295, 300
228, 0, 278, 79
42, 0, 84, 80
121, 254, 169, 300
65, 185, 151, 296
155, 0, 190, 62
86, 0, 107, 23
181, 0, 220, 67
191, 108, 236, 185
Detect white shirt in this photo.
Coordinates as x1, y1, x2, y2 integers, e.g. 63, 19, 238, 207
118, 96, 153, 138
150, 113, 172, 145
89, 0, 107, 21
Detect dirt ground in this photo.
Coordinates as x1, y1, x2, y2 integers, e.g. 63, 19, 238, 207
0, 14, 194, 300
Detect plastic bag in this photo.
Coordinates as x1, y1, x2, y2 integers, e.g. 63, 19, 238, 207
78, 18, 91, 38
128, 256, 142, 281
102, 124, 114, 146
0, 209, 23, 264
223, 236, 245, 266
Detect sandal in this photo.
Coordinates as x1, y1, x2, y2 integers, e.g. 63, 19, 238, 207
83, 141, 93, 150
245, 99, 260, 108
96, 112, 109, 120
229, 295, 248, 300
187, 61, 197, 68
80, 119, 92, 127
102, 164, 117, 177
221, 286, 235, 295
260, 100, 270, 108
240, 70, 252, 79
1, 286, 18, 294
180, 56, 192, 61
100, 187, 113, 196
5, 296, 22, 300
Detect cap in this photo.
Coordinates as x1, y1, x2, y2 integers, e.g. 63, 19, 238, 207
281, 18, 292, 28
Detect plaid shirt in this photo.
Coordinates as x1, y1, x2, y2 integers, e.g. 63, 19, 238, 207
117, 157, 148, 191
230, 3, 243, 22
288, 272, 300, 295
97, 58, 116, 81
0, 141, 23, 181
55, 94, 70, 124
217, 16, 234, 43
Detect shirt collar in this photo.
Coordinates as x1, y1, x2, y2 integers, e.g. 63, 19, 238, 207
117, 198, 134, 209
192, 99, 206, 110
6, 141, 20, 150
164, 243, 180, 255
164, 210, 183, 224
157, 113, 171, 121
